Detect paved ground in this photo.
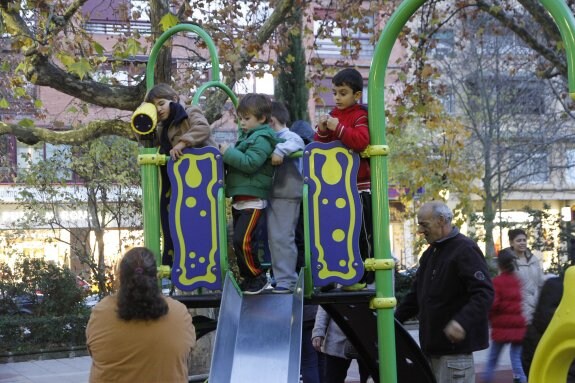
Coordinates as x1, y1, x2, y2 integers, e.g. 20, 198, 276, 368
0, 329, 514, 383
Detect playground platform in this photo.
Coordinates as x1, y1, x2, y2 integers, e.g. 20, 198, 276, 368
0, 327, 513, 383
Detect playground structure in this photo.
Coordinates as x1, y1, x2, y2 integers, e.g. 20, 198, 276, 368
131, 0, 575, 381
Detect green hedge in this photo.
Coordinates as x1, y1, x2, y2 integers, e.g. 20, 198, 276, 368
0, 313, 90, 353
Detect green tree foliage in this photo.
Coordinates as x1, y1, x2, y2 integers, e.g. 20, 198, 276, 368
0, 258, 86, 317
14, 137, 141, 296
15, 258, 86, 316
275, 6, 309, 123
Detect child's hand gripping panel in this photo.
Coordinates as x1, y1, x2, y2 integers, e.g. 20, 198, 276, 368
167, 147, 224, 291
529, 266, 575, 383
303, 141, 364, 288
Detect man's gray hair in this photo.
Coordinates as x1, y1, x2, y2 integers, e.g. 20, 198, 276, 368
429, 201, 453, 223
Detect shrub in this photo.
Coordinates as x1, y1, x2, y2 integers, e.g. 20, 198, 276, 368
14, 258, 86, 316
0, 313, 90, 353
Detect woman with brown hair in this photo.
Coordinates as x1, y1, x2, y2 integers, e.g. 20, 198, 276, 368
499, 228, 545, 324
86, 247, 196, 383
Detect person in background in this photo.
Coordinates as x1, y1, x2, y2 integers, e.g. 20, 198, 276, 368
312, 306, 371, 383
483, 251, 527, 383
210, 101, 238, 147
144, 84, 215, 267
521, 274, 575, 382
288, 119, 314, 273
290, 120, 315, 145
86, 247, 196, 383
498, 228, 545, 324
220, 93, 280, 295
266, 101, 305, 293
314, 68, 372, 291
395, 201, 494, 383
301, 305, 323, 383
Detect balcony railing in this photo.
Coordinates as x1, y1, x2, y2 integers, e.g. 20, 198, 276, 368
84, 20, 152, 35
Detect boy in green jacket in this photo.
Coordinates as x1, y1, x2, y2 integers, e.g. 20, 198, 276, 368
220, 94, 280, 294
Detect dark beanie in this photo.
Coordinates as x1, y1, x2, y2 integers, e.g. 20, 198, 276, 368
290, 120, 315, 144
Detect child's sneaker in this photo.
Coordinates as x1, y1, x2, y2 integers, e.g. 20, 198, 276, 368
341, 282, 366, 292
272, 286, 292, 294
243, 274, 268, 295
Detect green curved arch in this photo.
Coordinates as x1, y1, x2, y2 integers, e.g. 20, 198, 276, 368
146, 23, 222, 91
368, 1, 575, 382
192, 80, 238, 107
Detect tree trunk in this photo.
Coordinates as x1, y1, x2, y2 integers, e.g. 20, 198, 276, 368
275, 6, 309, 122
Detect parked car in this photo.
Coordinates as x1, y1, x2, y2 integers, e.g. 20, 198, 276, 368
0, 292, 43, 315
162, 278, 172, 296
84, 294, 99, 309
76, 276, 91, 292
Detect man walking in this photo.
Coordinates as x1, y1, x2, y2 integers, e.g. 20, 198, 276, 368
395, 201, 494, 382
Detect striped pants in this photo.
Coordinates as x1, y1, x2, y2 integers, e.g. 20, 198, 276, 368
232, 207, 266, 279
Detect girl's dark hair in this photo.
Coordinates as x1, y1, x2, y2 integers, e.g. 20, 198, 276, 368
508, 228, 527, 242
497, 251, 516, 273
116, 247, 168, 321
332, 68, 364, 94
237, 93, 271, 123
144, 83, 179, 103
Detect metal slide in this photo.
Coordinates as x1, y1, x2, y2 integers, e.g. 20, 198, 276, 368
209, 274, 304, 383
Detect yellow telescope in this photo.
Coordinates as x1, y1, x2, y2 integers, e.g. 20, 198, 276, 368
131, 102, 158, 135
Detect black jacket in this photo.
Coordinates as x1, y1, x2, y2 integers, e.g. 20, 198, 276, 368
521, 276, 575, 382
395, 228, 494, 356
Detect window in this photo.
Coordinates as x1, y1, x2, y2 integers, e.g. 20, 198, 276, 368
313, 13, 375, 58
0, 135, 16, 183
565, 149, 575, 185
93, 69, 131, 86
16, 142, 44, 172
234, 70, 274, 96
14, 142, 74, 182
499, 79, 545, 115
313, 19, 342, 57
510, 151, 549, 184
430, 29, 454, 58
466, 75, 545, 115
482, 29, 531, 56
45, 144, 72, 180
438, 92, 455, 114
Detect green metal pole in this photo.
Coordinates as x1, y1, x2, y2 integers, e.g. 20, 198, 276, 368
539, 0, 575, 97
139, 150, 164, 258
192, 81, 238, 107
368, 1, 426, 382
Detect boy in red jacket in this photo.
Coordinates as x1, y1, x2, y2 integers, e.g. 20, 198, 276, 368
315, 68, 372, 291
484, 251, 528, 383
